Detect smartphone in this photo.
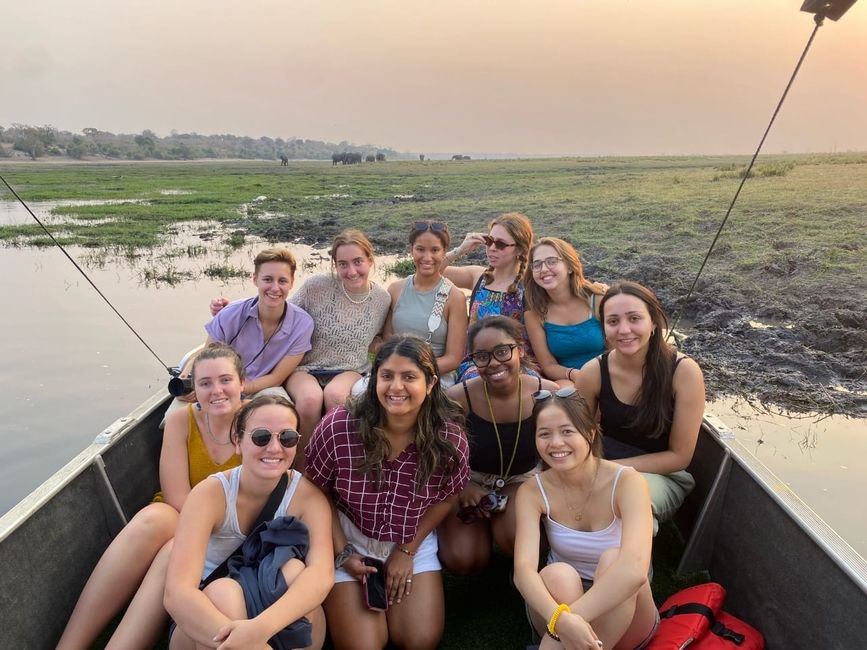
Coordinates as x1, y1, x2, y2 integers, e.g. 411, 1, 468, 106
362, 556, 388, 611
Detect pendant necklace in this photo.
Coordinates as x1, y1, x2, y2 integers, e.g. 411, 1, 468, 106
483, 377, 523, 490
205, 412, 233, 446
341, 279, 372, 305
557, 459, 600, 523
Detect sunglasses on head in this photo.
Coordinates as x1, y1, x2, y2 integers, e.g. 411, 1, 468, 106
248, 427, 300, 448
532, 386, 578, 401
483, 235, 517, 250
413, 221, 446, 233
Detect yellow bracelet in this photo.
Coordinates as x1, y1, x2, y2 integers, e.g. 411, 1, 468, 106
547, 603, 570, 636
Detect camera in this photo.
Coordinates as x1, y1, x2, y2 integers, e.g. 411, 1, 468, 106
167, 369, 194, 397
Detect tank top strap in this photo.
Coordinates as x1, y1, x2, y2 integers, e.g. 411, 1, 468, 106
610, 465, 627, 515
534, 473, 552, 517
212, 467, 242, 533
462, 380, 474, 412
673, 354, 685, 371
598, 351, 612, 390
277, 470, 303, 515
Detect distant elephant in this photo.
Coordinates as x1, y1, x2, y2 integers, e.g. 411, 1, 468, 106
332, 152, 346, 166
280, 156, 288, 166
419, 154, 425, 161
452, 154, 463, 160
366, 154, 376, 163
375, 153, 386, 162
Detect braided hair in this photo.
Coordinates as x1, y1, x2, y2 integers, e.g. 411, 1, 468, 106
481, 212, 534, 295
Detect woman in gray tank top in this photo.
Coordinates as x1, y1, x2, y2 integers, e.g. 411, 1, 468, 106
165, 394, 334, 649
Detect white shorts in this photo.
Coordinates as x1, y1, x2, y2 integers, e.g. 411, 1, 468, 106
334, 510, 441, 583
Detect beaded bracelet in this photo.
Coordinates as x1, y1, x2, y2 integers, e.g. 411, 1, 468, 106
547, 603, 570, 637
397, 545, 417, 557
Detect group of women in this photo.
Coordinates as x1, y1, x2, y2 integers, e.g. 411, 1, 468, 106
59, 213, 705, 650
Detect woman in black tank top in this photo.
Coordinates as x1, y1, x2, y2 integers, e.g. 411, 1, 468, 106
575, 281, 706, 530
439, 316, 560, 575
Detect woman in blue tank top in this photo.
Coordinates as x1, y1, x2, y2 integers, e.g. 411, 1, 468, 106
513, 389, 659, 649
524, 237, 606, 386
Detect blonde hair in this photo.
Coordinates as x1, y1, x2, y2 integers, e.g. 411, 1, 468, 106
523, 237, 603, 316
253, 247, 297, 276
330, 229, 375, 267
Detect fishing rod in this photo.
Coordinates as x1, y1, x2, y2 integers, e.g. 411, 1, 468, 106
0, 173, 178, 381
667, 0, 858, 338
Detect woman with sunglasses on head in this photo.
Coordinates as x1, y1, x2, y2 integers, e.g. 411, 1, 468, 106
524, 237, 607, 386
575, 281, 705, 534
306, 335, 469, 650
58, 344, 246, 650
165, 394, 333, 650
384, 221, 468, 386
513, 389, 658, 650
438, 316, 559, 575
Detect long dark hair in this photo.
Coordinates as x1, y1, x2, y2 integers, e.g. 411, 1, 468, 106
351, 335, 464, 489
600, 281, 674, 440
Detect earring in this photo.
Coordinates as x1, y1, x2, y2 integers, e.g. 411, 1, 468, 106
195, 402, 202, 411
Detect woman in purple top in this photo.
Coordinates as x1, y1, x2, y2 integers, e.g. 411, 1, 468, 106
179, 247, 313, 405
306, 335, 469, 650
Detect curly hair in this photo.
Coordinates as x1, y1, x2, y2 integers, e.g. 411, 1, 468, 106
350, 335, 464, 490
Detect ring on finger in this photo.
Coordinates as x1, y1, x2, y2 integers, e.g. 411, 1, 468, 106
406, 578, 413, 583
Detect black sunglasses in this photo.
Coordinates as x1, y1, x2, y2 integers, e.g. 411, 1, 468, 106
532, 386, 578, 401
469, 343, 518, 367
248, 427, 300, 448
413, 220, 446, 233
483, 235, 517, 251
457, 492, 499, 524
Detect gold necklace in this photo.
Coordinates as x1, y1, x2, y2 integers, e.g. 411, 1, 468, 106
556, 459, 600, 523
482, 376, 523, 489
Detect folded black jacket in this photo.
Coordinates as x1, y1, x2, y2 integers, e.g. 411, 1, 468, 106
228, 516, 312, 650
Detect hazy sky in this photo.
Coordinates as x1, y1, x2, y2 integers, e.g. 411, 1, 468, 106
3, 0, 865, 155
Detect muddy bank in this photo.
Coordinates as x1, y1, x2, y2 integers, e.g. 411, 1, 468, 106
606, 254, 867, 418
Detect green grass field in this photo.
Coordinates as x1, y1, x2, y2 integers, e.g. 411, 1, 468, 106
1, 156, 865, 300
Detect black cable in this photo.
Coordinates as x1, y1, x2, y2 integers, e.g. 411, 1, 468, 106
0, 173, 174, 374
668, 13, 826, 338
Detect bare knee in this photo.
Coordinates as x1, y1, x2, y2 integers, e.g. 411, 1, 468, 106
540, 562, 584, 602
129, 503, 179, 540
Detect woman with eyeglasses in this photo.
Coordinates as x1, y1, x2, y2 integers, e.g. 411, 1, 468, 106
384, 221, 468, 385
438, 316, 559, 575
513, 389, 659, 650
165, 394, 334, 650
306, 336, 469, 650
575, 281, 705, 534
524, 237, 607, 386
440, 213, 536, 380
59, 344, 246, 649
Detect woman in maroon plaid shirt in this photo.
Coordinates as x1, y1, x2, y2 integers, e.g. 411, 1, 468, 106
306, 335, 470, 650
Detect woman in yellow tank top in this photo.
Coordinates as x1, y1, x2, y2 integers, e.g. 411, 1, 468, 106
58, 344, 246, 649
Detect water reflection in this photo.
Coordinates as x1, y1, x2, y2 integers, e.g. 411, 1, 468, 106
0, 198, 143, 226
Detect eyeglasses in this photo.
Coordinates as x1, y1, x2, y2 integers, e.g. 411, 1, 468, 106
469, 343, 518, 367
248, 428, 300, 448
457, 492, 499, 524
483, 235, 516, 251
413, 221, 446, 233
532, 386, 578, 401
530, 257, 563, 272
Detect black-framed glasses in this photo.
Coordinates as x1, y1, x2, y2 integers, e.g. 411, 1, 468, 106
530, 256, 563, 272
469, 343, 518, 367
248, 428, 300, 448
483, 235, 516, 251
532, 386, 578, 401
457, 492, 499, 524
413, 220, 446, 233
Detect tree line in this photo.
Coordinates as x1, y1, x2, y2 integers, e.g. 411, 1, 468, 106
0, 124, 405, 162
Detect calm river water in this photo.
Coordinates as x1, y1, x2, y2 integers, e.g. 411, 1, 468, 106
1, 208, 865, 559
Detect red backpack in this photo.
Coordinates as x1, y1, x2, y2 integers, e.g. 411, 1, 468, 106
645, 583, 765, 649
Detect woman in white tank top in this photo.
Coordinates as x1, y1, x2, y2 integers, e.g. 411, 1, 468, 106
513, 389, 660, 650
164, 394, 334, 650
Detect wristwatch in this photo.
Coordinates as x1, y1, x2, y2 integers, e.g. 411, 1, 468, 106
334, 543, 357, 569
